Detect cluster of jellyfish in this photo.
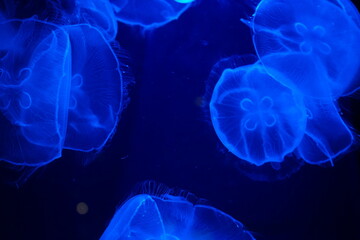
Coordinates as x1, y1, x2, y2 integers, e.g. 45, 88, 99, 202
100, 182, 256, 240
0, 0, 198, 167
209, 0, 360, 170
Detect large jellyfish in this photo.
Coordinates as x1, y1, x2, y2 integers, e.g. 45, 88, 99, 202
250, 0, 360, 98
0, 19, 71, 166
210, 61, 307, 166
110, 0, 196, 29
63, 24, 123, 152
100, 193, 255, 240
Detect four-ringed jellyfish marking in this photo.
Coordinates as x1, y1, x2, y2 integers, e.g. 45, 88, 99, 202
210, 61, 307, 166
100, 193, 255, 240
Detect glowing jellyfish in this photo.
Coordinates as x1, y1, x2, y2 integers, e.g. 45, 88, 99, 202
210, 62, 307, 166
47, 0, 118, 41
110, 0, 195, 29
100, 194, 255, 240
0, 19, 71, 166
63, 24, 123, 152
295, 98, 353, 165
251, 0, 360, 98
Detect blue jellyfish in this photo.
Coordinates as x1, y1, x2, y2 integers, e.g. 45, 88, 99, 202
100, 194, 255, 240
0, 19, 71, 166
295, 98, 353, 165
63, 24, 123, 152
47, 0, 118, 41
110, 0, 195, 29
210, 61, 307, 166
251, 0, 360, 98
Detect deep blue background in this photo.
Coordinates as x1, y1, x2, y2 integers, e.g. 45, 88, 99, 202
0, 0, 360, 239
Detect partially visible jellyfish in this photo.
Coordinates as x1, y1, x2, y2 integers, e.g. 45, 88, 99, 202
110, 0, 195, 29
0, 18, 71, 166
210, 60, 307, 166
46, 0, 118, 41
100, 193, 255, 240
75, 0, 118, 41
250, 0, 360, 98
295, 97, 354, 165
63, 24, 123, 152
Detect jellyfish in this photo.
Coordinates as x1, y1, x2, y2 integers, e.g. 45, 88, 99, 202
0, 18, 71, 166
46, 0, 118, 41
110, 0, 195, 29
75, 0, 118, 41
100, 193, 255, 240
295, 97, 353, 165
209, 61, 307, 166
250, 0, 360, 98
63, 24, 123, 152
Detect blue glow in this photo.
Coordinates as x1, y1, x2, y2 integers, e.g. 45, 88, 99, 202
251, 0, 360, 98
110, 0, 195, 29
63, 24, 123, 152
0, 19, 71, 166
100, 194, 255, 240
210, 61, 306, 166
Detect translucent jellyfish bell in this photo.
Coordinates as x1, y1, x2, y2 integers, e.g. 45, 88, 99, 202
110, 0, 195, 29
63, 24, 123, 152
251, 0, 360, 98
100, 194, 255, 240
210, 62, 307, 166
0, 19, 71, 166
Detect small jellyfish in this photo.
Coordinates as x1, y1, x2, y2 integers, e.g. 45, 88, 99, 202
100, 193, 255, 240
76, 0, 118, 41
63, 24, 123, 152
295, 97, 353, 165
47, 0, 118, 41
110, 0, 195, 29
251, 0, 360, 98
210, 62, 307, 166
0, 19, 71, 166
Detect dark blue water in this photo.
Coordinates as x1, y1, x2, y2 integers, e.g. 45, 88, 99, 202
0, 0, 359, 239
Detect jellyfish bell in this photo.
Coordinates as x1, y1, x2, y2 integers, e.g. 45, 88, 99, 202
61, 24, 123, 152
0, 18, 71, 166
100, 182, 255, 240
110, 0, 195, 30
250, 0, 360, 98
209, 59, 307, 166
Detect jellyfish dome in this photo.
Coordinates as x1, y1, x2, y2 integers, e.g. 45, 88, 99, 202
210, 62, 307, 166
110, 0, 195, 29
0, 18, 71, 166
63, 24, 123, 152
100, 194, 255, 240
251, 0, 360, 98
